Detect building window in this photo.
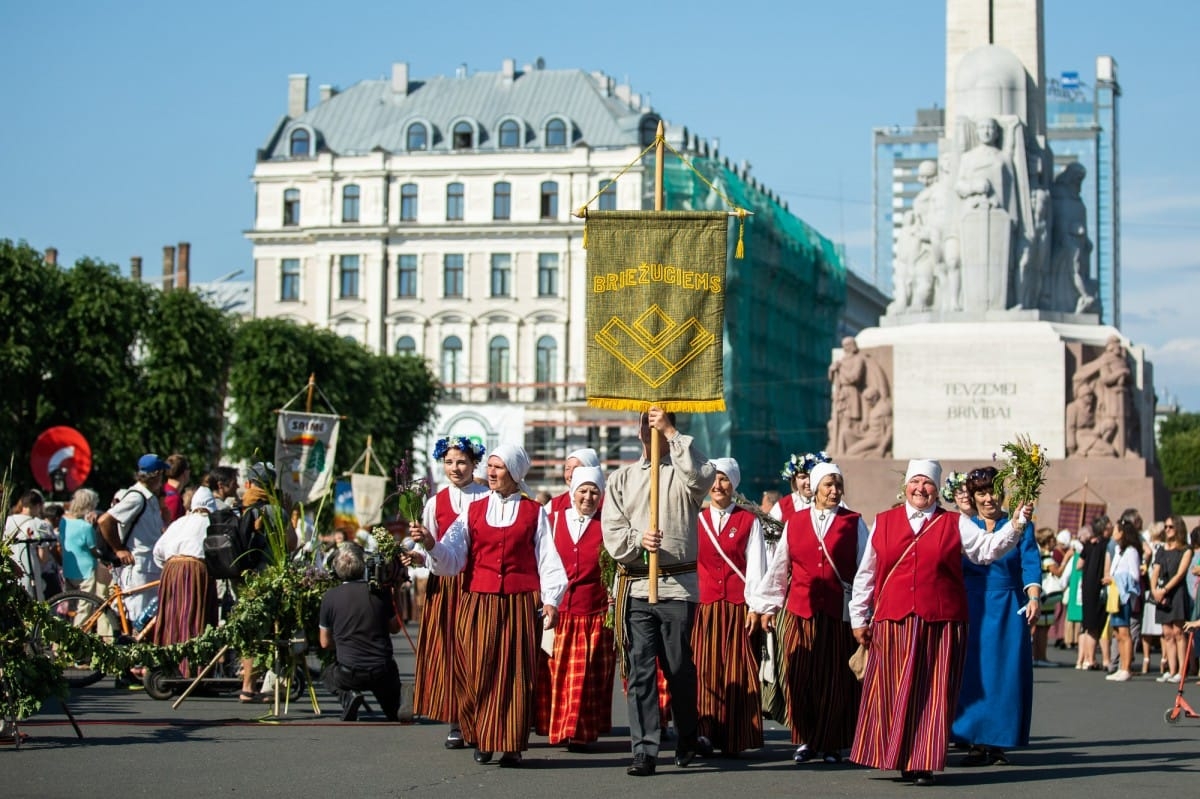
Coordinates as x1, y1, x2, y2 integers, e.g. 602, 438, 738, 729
342, 184, 360, 223
498, 120, 520, 148
339, 254, 360, 299
396, 335, 416, 355
396, 254, 417, 298
407, 123, 427, 151
452, 121, 473, 150
490, 254, 511, 297
536, 335, 557, 401
443, 254, 464, 298
289, 129, 310, 157
598, 179, 617, 211
488, 336, 510, 400
400, 183, 418, 222
446, 182, 464, 221
538, 253, 559, 297
493, 181, 511, 220
283, 189, 300, 226
280, 258, 300, 301
441, 336, 462, 399
540, 181, 558, 220
639, 116, 659, 147
545, 118, 567, 147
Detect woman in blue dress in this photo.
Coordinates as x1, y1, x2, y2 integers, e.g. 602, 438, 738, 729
951, 466, 1043, 766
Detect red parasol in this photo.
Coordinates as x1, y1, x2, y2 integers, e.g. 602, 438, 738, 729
30, 426, 93, 493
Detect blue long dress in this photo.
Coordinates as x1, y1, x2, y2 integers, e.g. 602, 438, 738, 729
951, 515, 1039, 749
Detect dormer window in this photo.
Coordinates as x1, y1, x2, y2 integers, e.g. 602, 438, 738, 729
498, 120, 520, 149
289, 128, 310, 157
545, 118, 567, 147
453, 121, 474, 150
407, 122, 428, 151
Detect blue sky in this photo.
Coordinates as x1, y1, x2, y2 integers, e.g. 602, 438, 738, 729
3, 1, 1198, 409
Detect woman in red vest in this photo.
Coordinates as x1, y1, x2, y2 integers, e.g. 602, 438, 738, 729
769, 451, 830, 528
693, 457, 767, 757
410, 435, 488, 749
536, 465, 615, 750
848, 459, 1031, 786
750, 461, 869, 764
416, 443, 567, 768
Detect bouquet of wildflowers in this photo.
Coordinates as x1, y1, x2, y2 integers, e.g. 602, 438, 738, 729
733, 491, 785, 544
394, 458, 432, 523
993, 435, 1049, 515
940, 471, 967, 504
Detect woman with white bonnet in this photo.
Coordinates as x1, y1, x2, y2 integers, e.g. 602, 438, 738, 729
535, 465, 615, 751
749, 460, 869, 764
416, 443, 567, 768
152, 486, 221, 674
547, 448, 602, 526
692, 457, 767, 757
408, 435, 489, 749
848, 459, 1033, 786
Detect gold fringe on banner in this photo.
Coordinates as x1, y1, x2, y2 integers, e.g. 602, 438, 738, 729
586, 397, 727, 413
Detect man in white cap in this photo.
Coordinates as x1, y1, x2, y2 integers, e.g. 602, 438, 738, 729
97, 453, 169, 625
548, 447, 602, 525
848, 459, 1033, 786
602, 406, 716, 777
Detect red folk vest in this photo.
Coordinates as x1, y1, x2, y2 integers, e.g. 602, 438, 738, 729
552, 512, 608, 615
871, 505, 968, 623
548, 491, 571, 524
775, 493, 806, 525
464, 496, 542, 595
784, 508, 861, 620
434, 488, 462, 540
697, 506, 754, 604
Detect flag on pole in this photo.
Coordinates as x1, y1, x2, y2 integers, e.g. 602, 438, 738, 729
584, 211, 727, 412
276, 410, 340, 504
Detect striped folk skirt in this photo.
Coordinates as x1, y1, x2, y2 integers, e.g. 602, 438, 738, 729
454, 591, 539, 753
850, 616, 967, 772
536, 610, 615, 744
153, 556, 217, 674
692, 600, 763, 752
413, 573, 464, 723
777, 609, 860, 752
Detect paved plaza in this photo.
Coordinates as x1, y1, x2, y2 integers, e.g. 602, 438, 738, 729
5, 626, 1199, 798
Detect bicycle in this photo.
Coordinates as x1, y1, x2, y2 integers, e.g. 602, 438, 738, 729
39, 579, 161, 687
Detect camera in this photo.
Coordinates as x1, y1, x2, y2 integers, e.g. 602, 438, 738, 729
363, 552, 407, 591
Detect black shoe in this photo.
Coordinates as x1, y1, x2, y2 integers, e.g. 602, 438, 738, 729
696, 736, 715, 758
961, 746, 990, 767
498, 752, 522, 768
627, 753, 656, 776
444, 728, 465, 750
341, 692, 365, 722
674, 746, 696, 768
913, 771, 936, 786
566, 741, 590, 754
794, 745, 815, 763
988, 748, 1010, 766
822, 751, 842, 764
473, 749, 493, 765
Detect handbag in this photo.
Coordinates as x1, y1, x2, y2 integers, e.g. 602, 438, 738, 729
848, 524, 928, 681
1105, 582, 1121, 614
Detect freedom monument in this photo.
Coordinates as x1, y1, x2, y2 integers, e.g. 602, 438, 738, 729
828, 0, 1166, 523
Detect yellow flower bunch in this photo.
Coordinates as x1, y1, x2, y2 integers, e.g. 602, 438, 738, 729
994, 434, 1049, 515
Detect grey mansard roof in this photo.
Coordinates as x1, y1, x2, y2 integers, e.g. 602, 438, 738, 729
259, 64, 659, 160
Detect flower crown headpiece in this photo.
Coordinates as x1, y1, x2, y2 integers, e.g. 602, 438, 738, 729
940, 470, 968, 503
781, 450, 830, 480
433, 436, 486, 463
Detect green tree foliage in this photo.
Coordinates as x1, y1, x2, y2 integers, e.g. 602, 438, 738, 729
1159, 412, 1200, 514
226, 319, 440, 480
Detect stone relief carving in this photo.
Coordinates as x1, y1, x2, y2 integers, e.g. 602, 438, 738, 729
1065, 381, 1117, 458
827, 337, 893, 457
1069, 335, 1138, 458
890, 160, 944, 314
1049, 162, 1097, 314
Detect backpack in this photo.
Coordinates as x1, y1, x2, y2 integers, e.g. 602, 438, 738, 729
91, 489, 149, 567
203, 505, 267, 579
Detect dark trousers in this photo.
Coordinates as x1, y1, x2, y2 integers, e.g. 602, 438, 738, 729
325, 660, 402, 721
626, 597, 698, 757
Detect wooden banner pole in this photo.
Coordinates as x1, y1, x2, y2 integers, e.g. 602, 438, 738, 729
305, 373, 316, 413
647, 120, 666, 604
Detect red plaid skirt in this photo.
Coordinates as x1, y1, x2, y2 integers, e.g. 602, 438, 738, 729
535, 610, 615, 744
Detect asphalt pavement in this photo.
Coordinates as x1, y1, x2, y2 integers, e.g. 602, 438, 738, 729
5, 628, 1199, 798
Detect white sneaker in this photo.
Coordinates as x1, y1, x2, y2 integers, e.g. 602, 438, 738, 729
1157, 673, 1172, 683
1106, 670, 1132, 682
1167, 673, 1181, 684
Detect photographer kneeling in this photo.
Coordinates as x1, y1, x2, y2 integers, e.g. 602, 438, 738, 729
319, 543, 403, 721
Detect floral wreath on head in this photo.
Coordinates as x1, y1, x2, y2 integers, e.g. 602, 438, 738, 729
433, 435, 487, 463
781, 450, 830, 480
940, 470, 968, 504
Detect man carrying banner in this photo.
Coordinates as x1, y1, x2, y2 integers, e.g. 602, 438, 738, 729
602, 406, 715, 777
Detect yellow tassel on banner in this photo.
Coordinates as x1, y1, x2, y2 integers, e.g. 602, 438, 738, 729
735, 211, 746, 260
582, 221, 588, 250
585, 396, 727, 413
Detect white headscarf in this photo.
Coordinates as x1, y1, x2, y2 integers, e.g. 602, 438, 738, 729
566, 448, 600, 468
569, 466, 605, 498
708, 458, 741, 492
190, 486, 218, 513
490, 444, 532, 496
808, 462, 842, 494
905, 459, 942, 487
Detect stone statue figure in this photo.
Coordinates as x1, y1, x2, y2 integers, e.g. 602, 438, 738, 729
891, 161, 944, 313
827, 337, 892, 457
843, 386, 893, 458
1050, 162, 1097, 313
1072, 335, 1135, 457
1065, 382, 1117, 458
955, 116, 1020, 311
1016, 145, 1052, 309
